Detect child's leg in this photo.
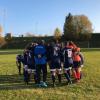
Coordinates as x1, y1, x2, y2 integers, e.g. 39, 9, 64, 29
64, 69, 72, 84
24, 70, 29, 84
51, 70, 56, 87
33, 70, 37, 84
17, 62, 21, 75
35, 65, 41, 84
23, 65, 29, 84
57, 69, 62, 83
41, 64, 47, 82
76, 68, 81, 80
72, 68, 77, 79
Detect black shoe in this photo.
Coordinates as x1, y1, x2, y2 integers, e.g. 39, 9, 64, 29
53, 83, 56, 87
67, 81, 72, 85
25, 81, 28, 85
58, 80, 62, 84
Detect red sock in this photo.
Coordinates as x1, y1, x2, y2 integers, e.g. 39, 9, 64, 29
76, 71, 80, 80
73, 71, 77, 79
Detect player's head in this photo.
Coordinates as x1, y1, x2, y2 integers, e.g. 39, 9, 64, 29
74, 47, 80, 52
38, 40, 45, 45
64, 41, 70, 46
69, 41, 74, 45
41, 40, 45, 45
77, 47, 80, 52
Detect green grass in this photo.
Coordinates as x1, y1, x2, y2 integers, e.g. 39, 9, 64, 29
0, 49, 100, 100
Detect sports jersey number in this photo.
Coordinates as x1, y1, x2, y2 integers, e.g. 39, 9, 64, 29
67, 49, 72, 57
54, 47, 59, 56
54, 50, 58, 56
64, 49, 72, 58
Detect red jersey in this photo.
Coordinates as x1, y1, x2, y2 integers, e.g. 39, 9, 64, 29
73, 52, 81, 62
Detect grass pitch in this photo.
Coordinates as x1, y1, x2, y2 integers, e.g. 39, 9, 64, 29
0, 49, 100, 100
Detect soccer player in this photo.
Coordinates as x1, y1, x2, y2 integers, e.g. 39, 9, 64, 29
34, 40, 47, 87
23, 42, 37, 85
69, 41, 77, 49
72, 47, 81, 82
27, 43, 37, 84
16, 54, 24, 75
48, 41, 62, 87
62, 41, 73, 85
23, 49, 30, 85
78, 48, 84, 79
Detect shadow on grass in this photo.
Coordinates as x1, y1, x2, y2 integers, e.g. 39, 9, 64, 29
0, 73, 69, 90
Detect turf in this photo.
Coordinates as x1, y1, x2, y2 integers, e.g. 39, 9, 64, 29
0, 49, 100, 100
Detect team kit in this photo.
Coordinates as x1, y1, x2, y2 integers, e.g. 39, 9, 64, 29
16, 40, 84, 87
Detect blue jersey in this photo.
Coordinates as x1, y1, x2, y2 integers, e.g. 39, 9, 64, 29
34, 44, 47, 64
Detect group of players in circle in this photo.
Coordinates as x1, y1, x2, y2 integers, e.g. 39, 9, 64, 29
16, 40, 84, 87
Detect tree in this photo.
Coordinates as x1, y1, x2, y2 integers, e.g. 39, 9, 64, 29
0, 36, 6, 47
63, 13, 75, 40
0, 25, 3, 37
44, 34, 48, 37
0, 25, 6, 47
54, 28, 62, 41
63, 13, 93, 40
5, 33, 12, 42
24, 32, 35, 37
73, 15, 93, 40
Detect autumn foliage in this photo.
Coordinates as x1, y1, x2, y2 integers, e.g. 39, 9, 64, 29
64, 13, 93, 41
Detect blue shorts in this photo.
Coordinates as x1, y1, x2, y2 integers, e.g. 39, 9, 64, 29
73, 61, 81, 68
28, 64, 36, 70
49, 59, 61, 70
64, 58, 73, 68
